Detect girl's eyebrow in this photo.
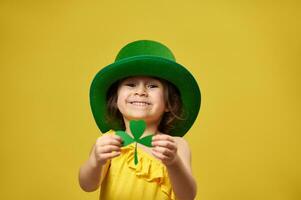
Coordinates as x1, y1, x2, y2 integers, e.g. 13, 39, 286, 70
122, 78, 137, 83
148, 79, 161, 83
147, 81, 160, 85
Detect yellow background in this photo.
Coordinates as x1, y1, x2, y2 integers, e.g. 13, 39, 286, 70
1, 1, 300, 199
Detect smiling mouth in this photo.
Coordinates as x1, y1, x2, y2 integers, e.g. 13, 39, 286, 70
128, 101, 151, 106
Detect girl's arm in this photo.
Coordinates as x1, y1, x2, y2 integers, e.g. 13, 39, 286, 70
78, 134, 122, 192
152, 135, 197, 200
166, 138, 197, 200
78, 144, 107, 192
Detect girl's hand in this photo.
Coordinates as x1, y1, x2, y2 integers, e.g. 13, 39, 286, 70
93, 134, 122, 166
151, 134, 178, 166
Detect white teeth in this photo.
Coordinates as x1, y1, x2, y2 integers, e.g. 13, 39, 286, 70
130, 101, 150, 106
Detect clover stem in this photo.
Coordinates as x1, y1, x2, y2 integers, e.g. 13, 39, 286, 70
134, 143, 138, 165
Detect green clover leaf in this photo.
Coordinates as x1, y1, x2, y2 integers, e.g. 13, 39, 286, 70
115, 131, 135, 146
116, 120, 153, 165
130, 120, 146, 140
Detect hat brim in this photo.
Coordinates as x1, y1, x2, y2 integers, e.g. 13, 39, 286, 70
90, 55, 201, 137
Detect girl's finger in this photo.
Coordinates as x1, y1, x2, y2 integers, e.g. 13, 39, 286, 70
99, 138, 122, 147
97, 134, 122, 142
153, 146, 174, 157
153, 134, 175, 143
97, 145, 121, 153
112, 135, 123, 142
151, 149, 168, 161
101, 151, 121, 160
152, 140, 176, 150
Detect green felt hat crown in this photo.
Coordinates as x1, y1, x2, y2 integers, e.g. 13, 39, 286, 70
90, 40, 201, 137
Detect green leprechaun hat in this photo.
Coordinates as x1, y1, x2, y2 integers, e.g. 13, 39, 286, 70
90, 40, 201, 137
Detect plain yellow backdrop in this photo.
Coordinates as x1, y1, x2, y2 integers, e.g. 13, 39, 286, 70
0, 1, 300, 200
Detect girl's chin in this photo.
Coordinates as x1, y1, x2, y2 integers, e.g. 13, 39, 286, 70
124, 114, 158, 122
126, 115, 149, 120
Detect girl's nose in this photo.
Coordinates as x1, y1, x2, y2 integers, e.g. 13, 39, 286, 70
134, 84, 148, 96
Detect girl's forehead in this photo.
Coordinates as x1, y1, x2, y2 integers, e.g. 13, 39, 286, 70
122, 76, 162, 82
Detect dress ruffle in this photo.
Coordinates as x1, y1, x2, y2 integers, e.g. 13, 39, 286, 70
122, 143, 176, 200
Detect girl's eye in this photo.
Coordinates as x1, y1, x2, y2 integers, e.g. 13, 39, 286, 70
148, 84, 158, 88
125, 83, 136, 87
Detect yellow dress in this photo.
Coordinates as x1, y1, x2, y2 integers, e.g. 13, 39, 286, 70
99, 131, 176, 200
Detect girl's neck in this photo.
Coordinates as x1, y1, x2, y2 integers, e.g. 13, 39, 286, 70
123, 118, 160, 138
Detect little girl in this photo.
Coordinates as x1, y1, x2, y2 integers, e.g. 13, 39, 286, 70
79, 40, 201, 200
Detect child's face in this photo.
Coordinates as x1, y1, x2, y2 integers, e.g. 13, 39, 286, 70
117, 76, 167, 124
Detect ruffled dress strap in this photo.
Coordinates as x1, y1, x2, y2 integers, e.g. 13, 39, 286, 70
121, 143, 176, 200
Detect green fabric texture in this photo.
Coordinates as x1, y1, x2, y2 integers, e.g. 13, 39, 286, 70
90, 40, 201, 137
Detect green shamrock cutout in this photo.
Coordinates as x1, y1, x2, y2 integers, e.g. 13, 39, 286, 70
116, 120, 153, 165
